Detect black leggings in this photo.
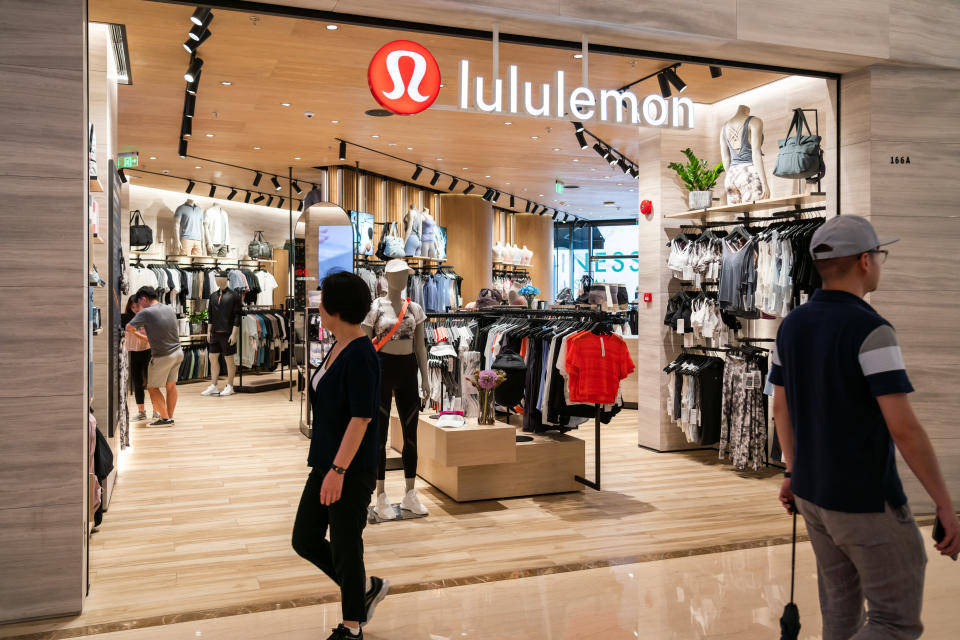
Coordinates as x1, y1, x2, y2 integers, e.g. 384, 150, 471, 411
378, 352, 420, 480
292, 468, 375, 623
129, 349, 151, 405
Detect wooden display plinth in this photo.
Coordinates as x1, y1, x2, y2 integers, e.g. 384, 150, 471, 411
390, 415, 585, 502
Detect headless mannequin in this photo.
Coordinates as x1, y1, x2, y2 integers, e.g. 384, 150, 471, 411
207, 276, 239, 392
720, 105, 770, 201
403, 206, 422, 257
177, 198, 208, 257
420, 209, 437, 259
364, 268, 431, 517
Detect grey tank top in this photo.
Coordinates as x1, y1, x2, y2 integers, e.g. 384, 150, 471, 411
725, 116, 762, 166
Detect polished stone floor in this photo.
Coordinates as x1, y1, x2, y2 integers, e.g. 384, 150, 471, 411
77, 525, 959, 639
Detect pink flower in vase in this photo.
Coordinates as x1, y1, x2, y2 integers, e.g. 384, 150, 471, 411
477, 369, 499, 391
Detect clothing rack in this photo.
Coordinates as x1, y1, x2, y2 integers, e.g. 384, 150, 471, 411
236, 307, 291, 393
676, 206, 826, 233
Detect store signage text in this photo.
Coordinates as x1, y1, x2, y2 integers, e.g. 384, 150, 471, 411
368, 40, 442, 115
458, 60, 695, 129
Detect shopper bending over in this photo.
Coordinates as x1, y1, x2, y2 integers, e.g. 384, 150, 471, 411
122, 295, 152, 421
127, 286, 183, 427
292, 272, 390, 640
771, 216, 959, 640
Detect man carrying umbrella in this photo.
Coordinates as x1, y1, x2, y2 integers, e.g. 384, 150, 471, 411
770, 216, 959, 640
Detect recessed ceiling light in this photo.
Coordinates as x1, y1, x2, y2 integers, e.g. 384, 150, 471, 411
504, 122, 512, 125
436, 157, 443, 161
573, 54, 583, 59
506, 182, 511, 185
253, 146, 261, 150
407, 147, 414, 150
220, 81, 232, 86
573, 159, 579, 162
553, 148, 560, 151
281, 103, 291, 107
530, 136, 539, 139
539, 193, 544, 197
462, 167, 469, 170
149, 156, 157, 160
162, 169, 169, 174
372, 135, 380, 139
295, 156, 301, 160
326, 24, 339, 30
440, 84, 445, 88
194, 165, 202, 169
388, 143, 397, 146
485, 175, 491, 178
617, 183, 623, 186
205, 133, 214, 137
330, 120, 339, 124
590, 167, 597, 171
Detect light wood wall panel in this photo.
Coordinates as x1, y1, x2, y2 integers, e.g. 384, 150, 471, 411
514, 213, 554, 296
0, 0, 87, 624
441, 195, 493, 301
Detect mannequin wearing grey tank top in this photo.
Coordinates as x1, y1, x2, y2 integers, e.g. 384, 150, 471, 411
720, 105, 770, 202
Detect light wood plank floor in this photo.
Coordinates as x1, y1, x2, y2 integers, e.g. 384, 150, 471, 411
1, 381, 796, 637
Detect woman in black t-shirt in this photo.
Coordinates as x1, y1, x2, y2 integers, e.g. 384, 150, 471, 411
291, 272, 389, 640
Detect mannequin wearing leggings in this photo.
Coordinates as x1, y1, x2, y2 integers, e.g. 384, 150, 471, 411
363, 260, 431, 520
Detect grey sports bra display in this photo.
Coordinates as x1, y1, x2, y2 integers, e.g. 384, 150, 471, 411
725, 116, 763, 166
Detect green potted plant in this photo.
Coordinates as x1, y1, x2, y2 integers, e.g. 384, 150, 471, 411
667, 148, 725, 210
188, 309, 208, 336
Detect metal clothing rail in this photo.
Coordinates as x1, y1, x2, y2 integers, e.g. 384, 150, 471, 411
236, 307, 291, 393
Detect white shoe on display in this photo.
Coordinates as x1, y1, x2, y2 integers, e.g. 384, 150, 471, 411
401, 490, 428, 516
219, 385, 235, 397
201, 384, 220, 396
375, 492, 396, 520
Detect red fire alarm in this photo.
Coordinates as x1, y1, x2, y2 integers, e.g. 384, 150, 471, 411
640, 200, 653, 216
643, 292, 653, 303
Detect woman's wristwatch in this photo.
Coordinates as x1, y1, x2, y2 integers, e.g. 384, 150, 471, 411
784, 471, 792, 478
331, 464, 347, 475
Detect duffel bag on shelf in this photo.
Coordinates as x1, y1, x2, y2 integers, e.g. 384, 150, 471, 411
129, 210, 153, 250
773, 108, 825, 180
248, 230, 272, 259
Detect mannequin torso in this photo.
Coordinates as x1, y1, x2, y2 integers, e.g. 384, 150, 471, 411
720, 105, 770, 202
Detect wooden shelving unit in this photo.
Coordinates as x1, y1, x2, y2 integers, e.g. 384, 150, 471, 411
89, 177, 103, 192
665, 193, 826, 220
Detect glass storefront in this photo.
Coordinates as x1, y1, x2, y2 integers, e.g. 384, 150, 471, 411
553, 221, 638, 301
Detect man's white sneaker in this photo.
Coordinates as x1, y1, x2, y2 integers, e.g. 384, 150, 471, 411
201, 384, 220, 396
374, 492, 396, 520
219, 385, 236, 397
400, 490, 428, 516
132, 411, 147, 422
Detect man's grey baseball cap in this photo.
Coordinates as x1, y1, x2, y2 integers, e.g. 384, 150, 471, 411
809, 215, 899, 260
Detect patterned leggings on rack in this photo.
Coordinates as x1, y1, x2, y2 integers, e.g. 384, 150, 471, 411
718, 355, 767, 471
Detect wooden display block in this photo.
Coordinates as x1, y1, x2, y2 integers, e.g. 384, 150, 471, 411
392, 415, 585, 502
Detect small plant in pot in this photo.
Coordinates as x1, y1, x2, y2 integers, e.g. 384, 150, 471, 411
668, 148, 725, 210
188, 309, 208, 336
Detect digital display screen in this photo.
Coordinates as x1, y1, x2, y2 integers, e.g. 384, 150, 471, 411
317, 225, 354, 286
350, 211, 375, 256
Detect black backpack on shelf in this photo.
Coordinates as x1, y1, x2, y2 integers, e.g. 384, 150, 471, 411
129, 210, 153, 250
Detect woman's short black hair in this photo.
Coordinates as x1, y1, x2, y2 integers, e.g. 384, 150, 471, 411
321, 271, 372, 324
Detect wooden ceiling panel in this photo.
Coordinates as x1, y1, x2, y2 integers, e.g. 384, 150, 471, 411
91, 0, 787, 218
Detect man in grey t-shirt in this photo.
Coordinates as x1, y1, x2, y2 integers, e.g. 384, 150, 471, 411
128, 287, 183, 426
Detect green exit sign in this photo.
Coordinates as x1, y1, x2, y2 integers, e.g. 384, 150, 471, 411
118, 152, 139, 168
555, 180, 564, 194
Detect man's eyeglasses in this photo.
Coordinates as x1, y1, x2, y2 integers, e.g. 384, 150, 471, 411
866, 249, 888, 264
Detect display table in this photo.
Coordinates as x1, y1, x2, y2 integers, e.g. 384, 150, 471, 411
390, 415, 585, 502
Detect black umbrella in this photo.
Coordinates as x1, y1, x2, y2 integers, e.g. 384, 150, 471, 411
780, 509, 801, 640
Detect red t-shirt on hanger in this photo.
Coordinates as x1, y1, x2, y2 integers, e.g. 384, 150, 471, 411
565, 332, 635, 405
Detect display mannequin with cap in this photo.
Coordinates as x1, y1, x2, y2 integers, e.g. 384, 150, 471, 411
363, 259, 431, 519
201, 271, 241, 397
720, 105, 770, 205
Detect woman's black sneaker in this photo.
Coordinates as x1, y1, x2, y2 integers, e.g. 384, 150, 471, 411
327, 624, 361, 639
362, 576, 389, 627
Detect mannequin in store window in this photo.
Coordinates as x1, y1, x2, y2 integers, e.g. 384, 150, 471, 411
419, 208, 437, 259
720, 105, 770, 205
174, 198, 208, 256
202, 271, 241, 397
403, 206, 421, 257
363, 259, 431, 520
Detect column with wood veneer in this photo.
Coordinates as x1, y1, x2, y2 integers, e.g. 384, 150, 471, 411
441, 194, 493, 305
514, 213, 554, 300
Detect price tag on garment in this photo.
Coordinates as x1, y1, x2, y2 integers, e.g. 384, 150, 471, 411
694, 273, 702, 288
682, 265, 695, 281
676, 319, 685, 335
754, 371, 764, 388
683, 332, 695, 348
800, 293, 809, 305
744, 374, 756, 390
680, 407, 690, 423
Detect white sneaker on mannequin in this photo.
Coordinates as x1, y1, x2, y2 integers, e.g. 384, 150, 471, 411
375, 492, 396, 520
401, 490, 428, 516
201, 384, 220, 396
219, 385, 235, 397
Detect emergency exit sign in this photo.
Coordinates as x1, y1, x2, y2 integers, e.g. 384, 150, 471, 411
118, 152, 139, 168
555, 180, 564, 194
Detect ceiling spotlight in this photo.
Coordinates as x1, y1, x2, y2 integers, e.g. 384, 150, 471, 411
551, 210, 559, 220
208, 184, 216, 197
657, 72, 672, 98
186, 69, 202, 94
575, 130, 588, 149
183, 30, 211, 54
492, 191, 502, 203
481, 188, 494, 201
271, 176, 282, 191
525, 201, 531, 213
664, 67, 687, 93
710, 65, 723, 78
181, 116, 192, 138
297, 200, 304, 212
188, 23, 209, 42
411, 165, 423, 180
178, 139, 188, 158
220, 81, 232, 86
429, 171, 441, 186
253, 172, 262, 187
291, 181, 302, 194
592, 142, 605, 157
607, 150, 619, 166
448, 177, 459, 191
617, 157, 630, 173
628, 164, 640, 178
253, 194, 264, 203
572, 121, 585, 134
463, 183, 475, 194
244, 191, 251, 203
184, 93, 196, 118
186, 180, 195, 194
326, 24, 339, 30
117, 168, 127, 183
266, 196, 274, 207
338, 140, 347, 160
190, 7, 212, 26
277, 197, 285, 209
184, 57, 203, 83
227, 188, 237, 200
509, 195, 515, 208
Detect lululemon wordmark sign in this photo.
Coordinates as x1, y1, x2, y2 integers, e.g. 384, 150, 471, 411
368, 41, 694, 129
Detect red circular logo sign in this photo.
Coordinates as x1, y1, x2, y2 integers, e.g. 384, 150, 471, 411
368, 40, 441, 115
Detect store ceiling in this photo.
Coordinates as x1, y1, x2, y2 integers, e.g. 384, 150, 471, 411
91, 0, 785, 219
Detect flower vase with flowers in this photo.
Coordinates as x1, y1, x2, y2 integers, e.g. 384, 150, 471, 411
517, 284, 541, 309
467, 368, 506, 425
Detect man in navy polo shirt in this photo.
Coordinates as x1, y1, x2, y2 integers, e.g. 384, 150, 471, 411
770, 215, 959, 640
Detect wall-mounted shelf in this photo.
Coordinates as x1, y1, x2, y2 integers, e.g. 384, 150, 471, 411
665, 193, 826, 220
92, 235, 105, 245
90, 177, 103, 192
